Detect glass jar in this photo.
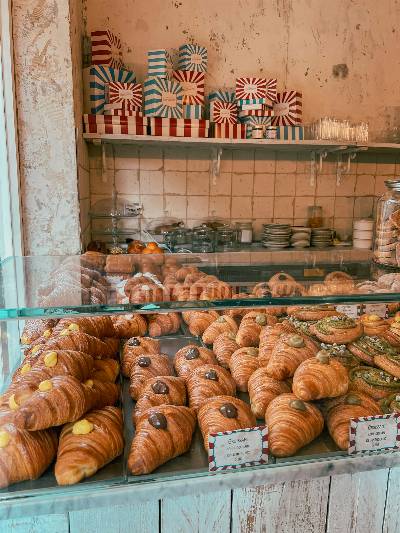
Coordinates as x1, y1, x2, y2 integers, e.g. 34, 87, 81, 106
251, 125, 265, 139
215, 226, 237, 251
373, 179, 400, 268
236, 222, 253, 244
170, 228, 192, 253
192, 225, 215, 253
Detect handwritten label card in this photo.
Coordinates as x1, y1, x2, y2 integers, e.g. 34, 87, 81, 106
336, 304, 360, 319
363, 303, 388, 318
208, 426, 268, 471
348, 414, 400, 454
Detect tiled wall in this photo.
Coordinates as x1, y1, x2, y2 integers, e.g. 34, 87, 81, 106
87, 145, 400, 242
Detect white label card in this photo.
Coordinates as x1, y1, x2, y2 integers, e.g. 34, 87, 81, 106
348, 414, 400, 454
208, 426, 268, 471
364, 303, 388, 318
336, 304, 360, 318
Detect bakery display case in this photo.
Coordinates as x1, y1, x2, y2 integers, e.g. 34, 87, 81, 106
1, 250, 400, 516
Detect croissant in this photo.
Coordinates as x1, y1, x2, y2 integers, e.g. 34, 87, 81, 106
173, 345, 217, 380
348, 336, 397, 366
51, 316, 116, 338
325, 392, 382, 450
148, 313, 181, 337
121, 337, 160, 378
175, 266, 199, 282
292, 351, 349, 401
128, 405, 196, 475
349, 366, 400, 400
186, 364, 236, 411
189, 275, 219, 300
197, 396, 256, 450
229, 347, 260, 392
20, 319, 59, 345
200, 281, 232, 301
258, 323, 289, 366
91, 359, 120, 382
55, 406, 124, 485
132, 376, 187, 425
265, 393, 324, 457
129, 354, 173, 400
213, 332, 240, 368
266, 333, 319, 380
202, 316, 238, 345
286, 305, 340, 322
129, 284, 166, 304
182, 310, 220, 336
236, 312, 270, 347
248, 368, 291, 418
0, 423, 58, 488
111, 314, 147, 338
309, 316, 363, 344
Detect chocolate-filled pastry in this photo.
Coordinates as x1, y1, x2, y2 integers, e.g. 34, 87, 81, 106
111, 314, 147, 338
380, 393, 400, 414
186, 364, 236, 411
202, 316, 238, 345
348, 336, 398, 366
229, 347, 260, 392
181, 310, 220, 337
286, 305, 340, 322
325, 393, 382, 450
349, 366, 400, 400
359, 314, 389, 336
148, 313, 181, 337
173, 345, 217, 380
91, 359, 120, 382
129, 354, 173, 400
197, 396, 256, 450
265, 393, 324, 457
268, 272, 305, 297
266, 333, 319, 381
292, 350, 349, 401
128, 405, 196, 475
0, 423, 58, 488
310, 316, 363, 344
20, 319, 59, 346
132, 376, 187, 425
236, 312, 271, 348
213, 332, 240, 368
248, 368, 291, 419
51, 316, 116, 338
121, 337, 160, 378
55, 406, 124, 485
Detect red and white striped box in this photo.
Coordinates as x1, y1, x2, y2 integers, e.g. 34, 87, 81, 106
172, 71, 205, 105
106, 82, 142, 109
104, 109, 144, 117
83, 114, 148, 135
91, 30, 123, 69
238, 105, 274, 118
210, 101, 237, 124
272, 91, 302, 126
149, 118, 209, 137
236, 77, 267, 101
212, 123, 246, 139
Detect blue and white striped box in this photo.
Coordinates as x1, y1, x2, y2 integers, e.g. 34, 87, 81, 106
240, 115, 273, 138
183, 104, 203, 119
237, 98, 267, 107
208, 89, 236, 103
144, 77, 183, 118
178, 44, 208, 72
276, 125, 304, 140
147, 49, 173, 79
84, 65, 136, 114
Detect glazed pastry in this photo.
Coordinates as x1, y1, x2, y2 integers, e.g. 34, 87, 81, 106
128, 405, 196, 475
124, 273, 162, 297
132, 376, 187, 425
310, 316, 363, 344
229, 347, 260, 392
20, 319, 58, 345
0, 424, 58, 488
286, 305, 340, 322
91, 359, 120, 382
248, 368, 291, 418
347, 336, 398, 366
197, 396, 256, 450
129, 354, 173, 400
148, 313, 181, 337
51, 316, 116, 338
111, 314, 147, 338
173, 345, 217, 380
202, 316, 238, 345
235, 312, 269, 347
349, 366, 400, 400
252, 282, 271, 298
265, 393, 324, 457
325, 392, 382, 450
104, 254, 135, 274
181, 310, 220, 336
359, 314, 389, 336
186, 365, 236, 411
222, 293, 251, 320
121, 337, 160, 378
55, 406, 124, 485
266, 333, 319, 380
213, 332, 240, 368
380, 393, 400, 413
292, 350, 349, 401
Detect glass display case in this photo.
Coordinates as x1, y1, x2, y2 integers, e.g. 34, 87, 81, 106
1, 251, 400, 514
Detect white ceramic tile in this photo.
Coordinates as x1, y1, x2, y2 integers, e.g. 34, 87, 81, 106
296, 173, 315, 196
374, 175, 388, 195
115, 169, 139, 195
140, 194, 164, 218
232, 150, 254, 172
231, 196, 252, 218
333, 217, 353, 240
254, 151, 276, 173
293, 218, 308, 226
210, 172, 232, 196
275, 153, 296, 173
163, 148, 187, 171
114, 145, 140, 170
334, 196, 355, 218
187, 148, 210, 171
139, 146, 163, 170
273, 217, 294, 225
296, 152, 310, 173
187, 196, 209, 219
220, 150, 233, 173
319, 159, 336, 175
294, 196, 314, 219
253, 197, 274, 218
164, 171, 187, 195
335, 174, 356, 196
253, 173, 275, 196
376, 154, 396, 175
355, 174, 375, 196
354, 196, 374, 218
274, 196, 294, 218
209, 196, 231, 218
316, 174, 336, 196
187, 171, 210, 195
164, 195, 187, 219
140, 170, 163, 194
357, 159, 376, 175
89, 168, 113, 195
78, 167, 90, 200
275, 173, 296, 196
232, 173, 254, 196
315, 196, 335, 218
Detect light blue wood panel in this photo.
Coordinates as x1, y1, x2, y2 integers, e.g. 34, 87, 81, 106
68, 502, 159, 533
383, 467, 400, 533
231, 478, 330, 533
161, 490, 231, 533
326, 469, 389, 533
0, 514, 69, 533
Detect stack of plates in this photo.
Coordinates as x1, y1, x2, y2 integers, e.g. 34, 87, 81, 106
353, 219, 374, 249
311, 228, 333, 248
262, 224, 291, 249
291, 227, 311, 248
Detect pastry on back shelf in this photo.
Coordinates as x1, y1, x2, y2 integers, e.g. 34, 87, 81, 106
121, 337, 160, 378
129, 354, 173, 400
248, 368, 291, 419
173, 345, 217, 380
213, 332, 240, 368
148, 313, 181, 337
229, 347, 261, 392
202, 316, 238, 345
186, 364, 236, 411
128, 283, 166, 304
104, 254, 135, 276
80, 251, 107, 270
268, 272, 305, 297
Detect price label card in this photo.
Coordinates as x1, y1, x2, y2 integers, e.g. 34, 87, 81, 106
336, 304, 360, 318
364, 303, 388, 318
208, 426, 268, 471
348, 414, 400, 454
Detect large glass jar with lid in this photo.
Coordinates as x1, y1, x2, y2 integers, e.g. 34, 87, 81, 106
373, 178, 400, 268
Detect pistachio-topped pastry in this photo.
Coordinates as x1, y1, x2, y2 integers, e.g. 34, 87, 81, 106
348, 335, 398, 366
320, 343, 361, 370
310, 315, 363, 344
380, 393, 400, 414
349, 366, 400, 400
287, 305, 341, 322
286, 316, 316, 336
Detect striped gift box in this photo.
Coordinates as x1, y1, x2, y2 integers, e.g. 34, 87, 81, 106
106, 82, 142, 109
208, 89, 236, 103
272, 91, 302, 126
265, 78, 278, 102
149, 118, 209, 137
83, 114, 148, 135
275, 125, 304, 140
178, 44, 208, 72
144, 78, 183, 118
87, 65, 136, 114
147, 49, 173, 79
238, 105, 274, 118
236, 77, 267, 101
104, 109, 144, 117
210, 101, 237, 124
183, 104, 203, 119
91, 30, 123, 69
172, 70, 205, 104
240, 115, 273, 138
212, 123, 246, 139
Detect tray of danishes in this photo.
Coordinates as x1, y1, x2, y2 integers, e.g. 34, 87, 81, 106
2, 259, 400, 493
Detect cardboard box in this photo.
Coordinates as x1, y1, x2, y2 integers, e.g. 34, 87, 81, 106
147, 49, 173, 79
172, 70, 205, 104
144, 78, 183, 118
236, 77, 268, 101
275, 125, 304, 140
178, 43, 208, 72
208, 89, 236, 103
240, 115, 273, 138
106, 82, 142, 109
183, 105, 204, 119
210, 101, 237, 124
85, 65, 136, 114
91, 30, 123, 69
104, 109, 143, 117
212, 123, 246, 139
149, 118, 209, 137
83, 114, 148, 135
272, 91, 302, 126
265, 78, 278, 103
